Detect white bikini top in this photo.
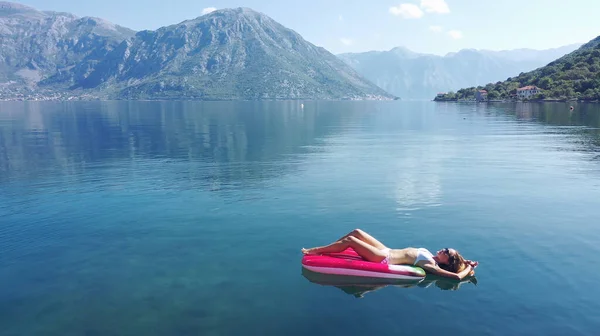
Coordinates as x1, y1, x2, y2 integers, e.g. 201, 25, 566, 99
414, 248, 435, 265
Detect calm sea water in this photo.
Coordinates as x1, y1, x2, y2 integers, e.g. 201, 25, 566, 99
1, 101, 600, 335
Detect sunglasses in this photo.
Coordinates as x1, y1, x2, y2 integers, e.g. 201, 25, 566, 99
442, 248, 456, 261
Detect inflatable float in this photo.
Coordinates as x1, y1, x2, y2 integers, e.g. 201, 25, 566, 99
301, 247, 426, 280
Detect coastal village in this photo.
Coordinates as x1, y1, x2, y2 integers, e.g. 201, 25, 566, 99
435, 85, 545, 102
0, 87, 99, 101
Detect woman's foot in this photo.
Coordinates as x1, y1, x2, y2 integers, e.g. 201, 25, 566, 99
301, 247, 321, 255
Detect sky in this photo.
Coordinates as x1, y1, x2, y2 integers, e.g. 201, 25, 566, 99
12, 0, 600, 55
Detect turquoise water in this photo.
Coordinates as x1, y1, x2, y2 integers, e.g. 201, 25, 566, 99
1, 101, 600, 335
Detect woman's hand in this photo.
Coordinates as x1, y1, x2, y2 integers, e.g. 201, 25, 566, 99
465, 260, 479, 268
464, 261, 477, 277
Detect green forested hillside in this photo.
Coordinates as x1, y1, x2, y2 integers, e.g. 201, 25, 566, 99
434, 36, 600, 101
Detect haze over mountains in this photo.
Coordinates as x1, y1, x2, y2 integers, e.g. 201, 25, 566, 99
0, 1, 587, 101
435, 35, 600, 101
338, 44, 582, 99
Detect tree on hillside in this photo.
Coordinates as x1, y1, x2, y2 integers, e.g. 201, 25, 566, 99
433, 37, 600, 101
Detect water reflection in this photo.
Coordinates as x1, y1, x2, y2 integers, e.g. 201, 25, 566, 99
392, 136, 453, 211
301, 268, 477, 298
511, 102, 600, 128
0, 101, 368, 188
499, 102, 600, 158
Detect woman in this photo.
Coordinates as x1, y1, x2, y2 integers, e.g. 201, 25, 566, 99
302, 228, 478, 281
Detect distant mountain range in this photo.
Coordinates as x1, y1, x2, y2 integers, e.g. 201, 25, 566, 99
338, 44, 582, 99
0, 2, 394, 100
435, 35, 600, 101
0, 1, 590, 102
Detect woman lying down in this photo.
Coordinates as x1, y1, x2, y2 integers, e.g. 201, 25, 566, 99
302, 228, 478, 280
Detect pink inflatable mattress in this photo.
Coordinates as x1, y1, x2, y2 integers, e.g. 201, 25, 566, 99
301, 247, 426, 280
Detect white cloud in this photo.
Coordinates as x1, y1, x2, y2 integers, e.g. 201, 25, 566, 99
429, 25, 443, 33
340, 38, 354, 46
447, 30, 463, 39
338, 15, 343, 22
420, 0, 450, 13
389, 4, 424, 19
202, 7, 216, 15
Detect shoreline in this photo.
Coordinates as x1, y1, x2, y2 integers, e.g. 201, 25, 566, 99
0, 95, 400, 102
0, 97, 400, 103
433, 99, 600, 104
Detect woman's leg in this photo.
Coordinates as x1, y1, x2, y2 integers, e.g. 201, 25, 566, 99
334, 228, 387, 250
302, 236, 387, 262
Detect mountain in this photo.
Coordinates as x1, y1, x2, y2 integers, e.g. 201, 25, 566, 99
338, 44, 582, 99
0, 1, 135, 88
0, 3, 394, 100
478, 45, 582, 62
434, 36, 600, 101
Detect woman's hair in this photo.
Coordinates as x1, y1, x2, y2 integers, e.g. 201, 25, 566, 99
439, 249, 467, 273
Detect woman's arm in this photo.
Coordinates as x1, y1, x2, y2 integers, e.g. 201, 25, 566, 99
422, 264, 473, 281
455, 264, 474, 280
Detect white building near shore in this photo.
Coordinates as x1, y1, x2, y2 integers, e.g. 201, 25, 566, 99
516, 86, 541, 99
